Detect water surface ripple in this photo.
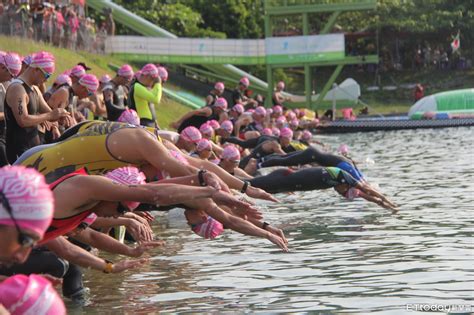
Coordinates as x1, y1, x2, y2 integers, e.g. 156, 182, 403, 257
77, 127, 473, 314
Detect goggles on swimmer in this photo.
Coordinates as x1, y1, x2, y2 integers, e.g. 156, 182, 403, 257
0, 192, 37, 248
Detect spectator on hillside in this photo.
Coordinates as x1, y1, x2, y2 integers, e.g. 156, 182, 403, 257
414, 49, 423, 70
65, 6, 79, 50
42, 2, 53, 43
414, 84, 424, 102
440, 50, 449, 70
0, 2, 7, 34
96, 21, 108, 53
423, 44, 431, 68
432, 46, 441, 68
103, 7, 115, 36
30, 0, 45, 41
51, 4, 65, 46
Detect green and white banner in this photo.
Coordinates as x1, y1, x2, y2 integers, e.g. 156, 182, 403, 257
106, 34, 344, 65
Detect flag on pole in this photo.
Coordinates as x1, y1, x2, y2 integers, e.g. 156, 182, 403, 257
451, 32, 460, 52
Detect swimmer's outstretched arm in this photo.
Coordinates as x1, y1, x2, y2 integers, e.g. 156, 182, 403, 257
72, 228, 164, 257
185, 155, 278, 202
136, 132, 226, 191
204, 203, 288, 252
355, 183, 398, 210
56, 175, 230, 212
234, 167, 253, 180
92, 216, 154, 243
364, 183, 398, 208
210, 141, 224, 156
45, 236, 148, 273
243, 217, 288, 246
137, 131, 198, 177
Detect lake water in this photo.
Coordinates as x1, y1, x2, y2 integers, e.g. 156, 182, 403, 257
71, 127, 473, 314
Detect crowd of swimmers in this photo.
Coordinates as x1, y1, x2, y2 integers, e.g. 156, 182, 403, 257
0, 49, 397, 313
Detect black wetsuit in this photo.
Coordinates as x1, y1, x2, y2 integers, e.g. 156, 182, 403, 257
261, 146, 347, 168
0, 246, 84, 300
249, 167, 358, 194
242, 121, 261, 133
0, 96, 8, 166
239, 141, 274, 169
177, 105, 219, 133
232, 88, 245, 106
104, 82, 126, 122
260, 146, 364, 181
5, 80, 41, 163
206, 92, 219, 106
226, 135, 277, 149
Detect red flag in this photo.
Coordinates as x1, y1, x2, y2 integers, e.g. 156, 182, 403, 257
451, 32, 460, 52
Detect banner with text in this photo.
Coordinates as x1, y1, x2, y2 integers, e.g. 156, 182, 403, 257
106, 34, 344, 65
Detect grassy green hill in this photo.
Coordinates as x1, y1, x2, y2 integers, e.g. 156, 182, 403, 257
0, 36, 190, 128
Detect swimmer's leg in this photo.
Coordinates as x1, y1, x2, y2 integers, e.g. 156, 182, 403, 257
260, 148, 315, 168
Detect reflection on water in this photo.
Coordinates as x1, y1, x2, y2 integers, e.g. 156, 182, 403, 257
72, 127, 474, 314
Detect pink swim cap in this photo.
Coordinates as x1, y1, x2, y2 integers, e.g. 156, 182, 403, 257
22, 54, 33, 66
277, 116, 286, 124
220, 120, 233, 134
338, 144, 349, 155
271, 127, 280, 137
312, 118, 320, 125
140, 63, 159, 78
105, 166, 146, 186
214, 81, 225, 92
276, 81, 285, 90
157, 66, 168, 82
81, 213, 97, 227
344, 187, 360, 201
239, 77, 250, 87
180, 126, 202, 143
214, 97, 228, 111
117, 64, 134, 80
222, 145, 240, 161
302, 130, 312, 141
78, 74, 99, 94
287, 111, 296, 121
196, 138, 212, 152
30, 51, 55, 75
99, 74, 111, 83
280, 127, 293, 139
105, 166, 146, 210
272, 105, 283, 115
0, 274, 66, 315
191, 215, 224, 240
1, 52, 22, 77
255, 106, 266, 117
289, 119, 299, 128
199, 123, 214, 138
207, 119, 220, 129
54, 74, 72, 87
70, 65, 85, 78
0, 166, 54, 239
266, 108, 273, 115
117, 108, 140, 126
231, 104, 244, 115
262, 128, 273, 136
